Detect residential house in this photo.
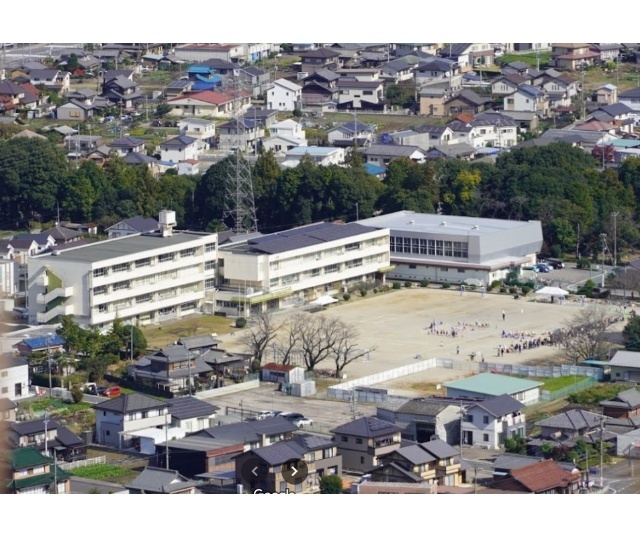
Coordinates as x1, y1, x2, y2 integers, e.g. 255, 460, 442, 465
461, 394, 525, 449
0, 354, 29, 401
107, 136, 146, 157
444, 373, 542, 405
8, 233, 55, 264
542, 73, 579, 98
160, 135, 199, 164
600, 388, 640, 419
282, 146, 345, 168
126, 466, 200, 494
465, 112, 519, 148
101, 75, 142, 108
178, 118, 216, 152
491, 73, 531, 96
0, 398, 17, 422
389, 125, 453, 150
165, 79, 195, 99
330, 416, 403, 473
300, 81, 339, 111
592, 102, 636, 134
362, 144, 427, 166
336, 78, 385, 111
444, 89, 491, 116
377, 438, 463, 486
8, 418, 86, 462
167, 89, 251, 117
549, 43, 600, 70
26, 69, 70, 94
262, 119, 307, 155
15, 334, 65, 357
327, 120, 375, 147
241, 108, 279, 129
593, 84, 618, 105
177, 334, 220, 355
528, 409, 608, 456
415, 58, 460, 87
162, 416, 298, 477
618, 87, 640, 114
266, 78, 302, 112
425, 143, 477, 161
129, 345, 214, 395
234, 434, 342, 494
105, 216, 158, 239
536, 128, 618, 151
419, 86, 454, 116
376, 398, 461, 444
590, 43, 622, 62
3, 447, 71, 494
504, 85, 549, 117
93, 393, 170, 448
380, 58, 417, 84
490, 459, 580, 494
238, 66, 272, 98
168, 397, 219, 433
63, 135, 104, 156
173, 44, 248, 64
609, 350, 640, 382
298, 48, 341, 73
217, 118, 264, 153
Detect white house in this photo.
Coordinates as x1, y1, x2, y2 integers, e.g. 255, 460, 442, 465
27, 211, 217, 331
503, 85, 549, 117
160, 135, 199, 163
0, 354, 29, 401
461, 394, 526, 449
262, 119, 307, 155
168, 396, 219, 434
267, 78, 302, 112
283, 146, 345, 168
178, 118, 216, 152
216, 221, 391, 316
362, 144, 427, 166
357, 211, 543, 286
93, 393, 171, 448
327, 120, 375, 147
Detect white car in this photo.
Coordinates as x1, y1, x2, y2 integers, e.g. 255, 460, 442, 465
281, 412, 313, 428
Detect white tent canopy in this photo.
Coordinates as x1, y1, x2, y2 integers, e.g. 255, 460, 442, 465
309, 295, 338, 306
535, 286, 569, 297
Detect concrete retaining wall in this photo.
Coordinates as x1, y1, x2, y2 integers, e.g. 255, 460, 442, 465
195, 379, 260, 399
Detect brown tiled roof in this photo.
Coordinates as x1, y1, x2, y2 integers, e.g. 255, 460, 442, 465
510, 460, 579, 493
261, 363, 295, 372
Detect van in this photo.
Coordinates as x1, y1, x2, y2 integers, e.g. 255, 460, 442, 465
546, 258, 565, 269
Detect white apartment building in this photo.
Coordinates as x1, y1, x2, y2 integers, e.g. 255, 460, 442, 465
216, 222, 391, 316
27, 211, 217, 331
178, 118, 216, 152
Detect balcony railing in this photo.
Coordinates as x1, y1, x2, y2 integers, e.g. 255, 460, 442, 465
36, 286, 73, 305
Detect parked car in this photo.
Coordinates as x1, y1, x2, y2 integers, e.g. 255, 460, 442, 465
253, 410, 276, 420
522, 266, 539, 273
281, 412, 313, 428
545, 258, 565, 269
103, 386, 121, 397
535, 264, 551, 273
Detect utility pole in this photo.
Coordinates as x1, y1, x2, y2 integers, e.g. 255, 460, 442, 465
581, 62, 586, 120
576, 222, 581, 259
164, 411, 169, 469
459, 402, 465, 460
611, 212, 619, 269
130, 324, 134, 363
599, 415, 605, 488
600, 233, 607, 287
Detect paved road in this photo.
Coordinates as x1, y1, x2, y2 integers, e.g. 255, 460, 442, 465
601, 458, 640, 494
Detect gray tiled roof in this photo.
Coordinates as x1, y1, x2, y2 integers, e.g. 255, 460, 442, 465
534, 409, 603, 431
610, 350, 640, 368
600, 102, 633, 116
178, 334, 220, 350
363, 144, 425, 157
126, 466, 197, 493
370, 461, 423, 482
331, 416, 402, 438
419, 438, 459, 459
93, 393, 169, 414
168, 396, 219, 420
394, 400, 451, 417
601, 388, 640, 409
106, 216, 158, 233
470, 394, 524, 418
196, 416, 297, 443
493, 453, 544, 470
392, 444, 436, 465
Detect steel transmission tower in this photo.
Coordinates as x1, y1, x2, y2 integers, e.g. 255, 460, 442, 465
222, 73, 258, 234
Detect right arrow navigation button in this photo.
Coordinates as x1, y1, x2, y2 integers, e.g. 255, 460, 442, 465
282, 458, 308, 486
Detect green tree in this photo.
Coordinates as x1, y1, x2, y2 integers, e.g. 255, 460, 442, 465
319, 474, 343, 494
67, 53, 79, 70
623, 316, 640, 351
504, 435, 527, 454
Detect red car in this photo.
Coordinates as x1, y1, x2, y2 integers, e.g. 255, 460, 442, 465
103, 386, 122, 397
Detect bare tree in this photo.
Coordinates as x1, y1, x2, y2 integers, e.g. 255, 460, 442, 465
298, 315, 344, 371
559, 305, 615, 364
276, 313, 306, 365
240, 311, 282, 364
331, 322, 373, 377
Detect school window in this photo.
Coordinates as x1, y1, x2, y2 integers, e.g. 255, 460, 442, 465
483, 434, 489, 442
93, 268, 106, 278
403, 237, 411, 253
112, 262, 128, 273
205, 278, 216, 290
113, 281, 129, 291
205, 243, 216, 252
205, 260, 216, 271
159, 253, 173, 263
136, 258, 151, 268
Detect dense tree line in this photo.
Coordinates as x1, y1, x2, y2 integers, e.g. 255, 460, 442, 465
2, 135, 640, 259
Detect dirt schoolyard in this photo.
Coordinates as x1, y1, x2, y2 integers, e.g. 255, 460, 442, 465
218, 288, 625, 396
